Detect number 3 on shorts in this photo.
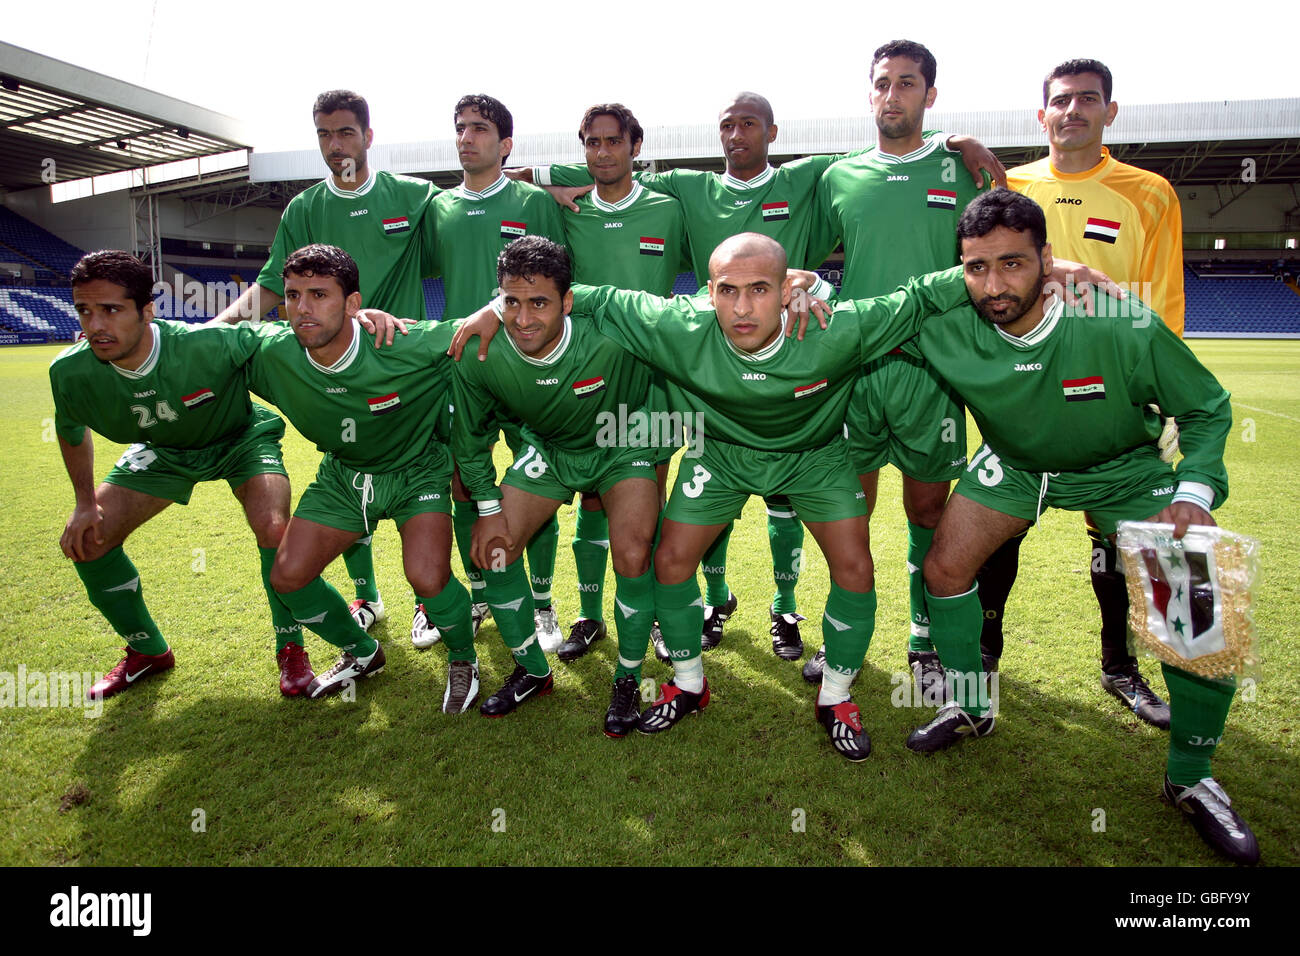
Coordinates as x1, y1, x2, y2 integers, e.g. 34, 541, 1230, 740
967, 444, 1004, 487
681, 464, 713, 499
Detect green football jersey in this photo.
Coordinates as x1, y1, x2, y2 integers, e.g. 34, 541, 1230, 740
568, 267, 968, 451
430, 174, 567, 320
812, 134, 989, 296
50, 321, 261, 449
256, 170, 439, 321
452, 316, 653, 502
564, 182, 689, 295
246, 318, 455, 473
914, 294, 1231, 497
540, 158, 846, 277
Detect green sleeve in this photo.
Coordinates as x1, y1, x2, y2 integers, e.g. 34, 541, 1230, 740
568, 284, 679, 362
544, 163, 593, 188
48, 367, 86, 446
255, 197, 306, 296
1132, 323, 1232, 505
535, 189, 567, 246
450, 357, 504, 504
805, 172, 842, 270
835, 266, 968, 364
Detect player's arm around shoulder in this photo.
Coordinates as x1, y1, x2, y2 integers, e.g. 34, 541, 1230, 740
839, 265, 969, 362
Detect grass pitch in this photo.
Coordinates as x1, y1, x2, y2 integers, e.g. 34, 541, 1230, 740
1, 340, 1296, 867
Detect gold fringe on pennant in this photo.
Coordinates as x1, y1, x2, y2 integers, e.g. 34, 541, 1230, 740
1121, 536, 1256, 680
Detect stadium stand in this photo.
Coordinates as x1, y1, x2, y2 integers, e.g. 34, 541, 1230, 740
0, 207, 87, 281
0, 286, 80, 339
1184, 264, 1300, 337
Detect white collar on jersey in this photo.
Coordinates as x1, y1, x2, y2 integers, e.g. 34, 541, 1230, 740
870, 134, 943, 165
110, 324, 161, 379
720, 164, 776, 191
455, 173, 509, 201
505, 314, 573, 367
306, 317, 362, 373
324, 170, 376, 199
591, 181, 645, 213
994, 294, 1064, 349
723, 312, 787, 362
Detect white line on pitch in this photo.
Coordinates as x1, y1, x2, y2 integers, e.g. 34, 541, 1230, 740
1234, 402, 1300, 425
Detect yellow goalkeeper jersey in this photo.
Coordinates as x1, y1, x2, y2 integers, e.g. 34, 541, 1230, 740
1008, 147, 1184, 336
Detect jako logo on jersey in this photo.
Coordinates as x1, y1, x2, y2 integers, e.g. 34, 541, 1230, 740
794, 379, 829, 399
1014, 363, 1043, 372
535, 378, 559, 386
501, 220, 526, 239
887, 174, 910, 182
368, 392, 402, 415
182, 388, 215, 408
133, 390, 156, 398
382, 216, 410, 234
1056, 197, 1083, 205
604, 222, 624, 229
1084, 217, 1121, 244
573, 376, 606, 398
466, 209, 485, 216
417, 493, 442, 501
742, 372, 766, 381
927, 189, 957, 209
1062, 376, 1106, 402
326, 386, 347, 393
761, 201, 790, 222
639, 236, 665, 256
1151, 485, 1175, 496
733, 199, 751, 207
349, 209, 368, 217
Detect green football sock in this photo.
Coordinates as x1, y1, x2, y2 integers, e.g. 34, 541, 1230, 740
656, 576, 704, 662
573, 508, 609, 621
342, 534, 380, 603
483, 558, 547, 677
452, 499, 484, 597
613, 567, 654, 681
258, 546, 302, 651
276, 576, 376, 655
767, 504, 803, 615
701, 523, 733, 606
925, 584, 988, 716
75, 546, 167, 655
418, 576, 476, 663
821, 582, 877, 675
526, 514, 559, 608
1164, 664, 1235, 786
907, 522, 937, 653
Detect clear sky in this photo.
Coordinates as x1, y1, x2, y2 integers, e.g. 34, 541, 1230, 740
7, 0, 1298, 153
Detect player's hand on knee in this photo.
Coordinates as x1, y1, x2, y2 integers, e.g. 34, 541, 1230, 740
1148, 502, 1214, 539
357, 309, 414, 346
61, 503, 105, 561
471, 513, 514, 570
448, 305, 500, 361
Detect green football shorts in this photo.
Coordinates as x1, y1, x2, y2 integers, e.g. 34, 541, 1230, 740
954, 442, 1180, 537
663, 437, 865, 526
501, 432, 657, 502
294, 443, 454, 533
847, 351, 967, 482
103, 404, 288, 504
